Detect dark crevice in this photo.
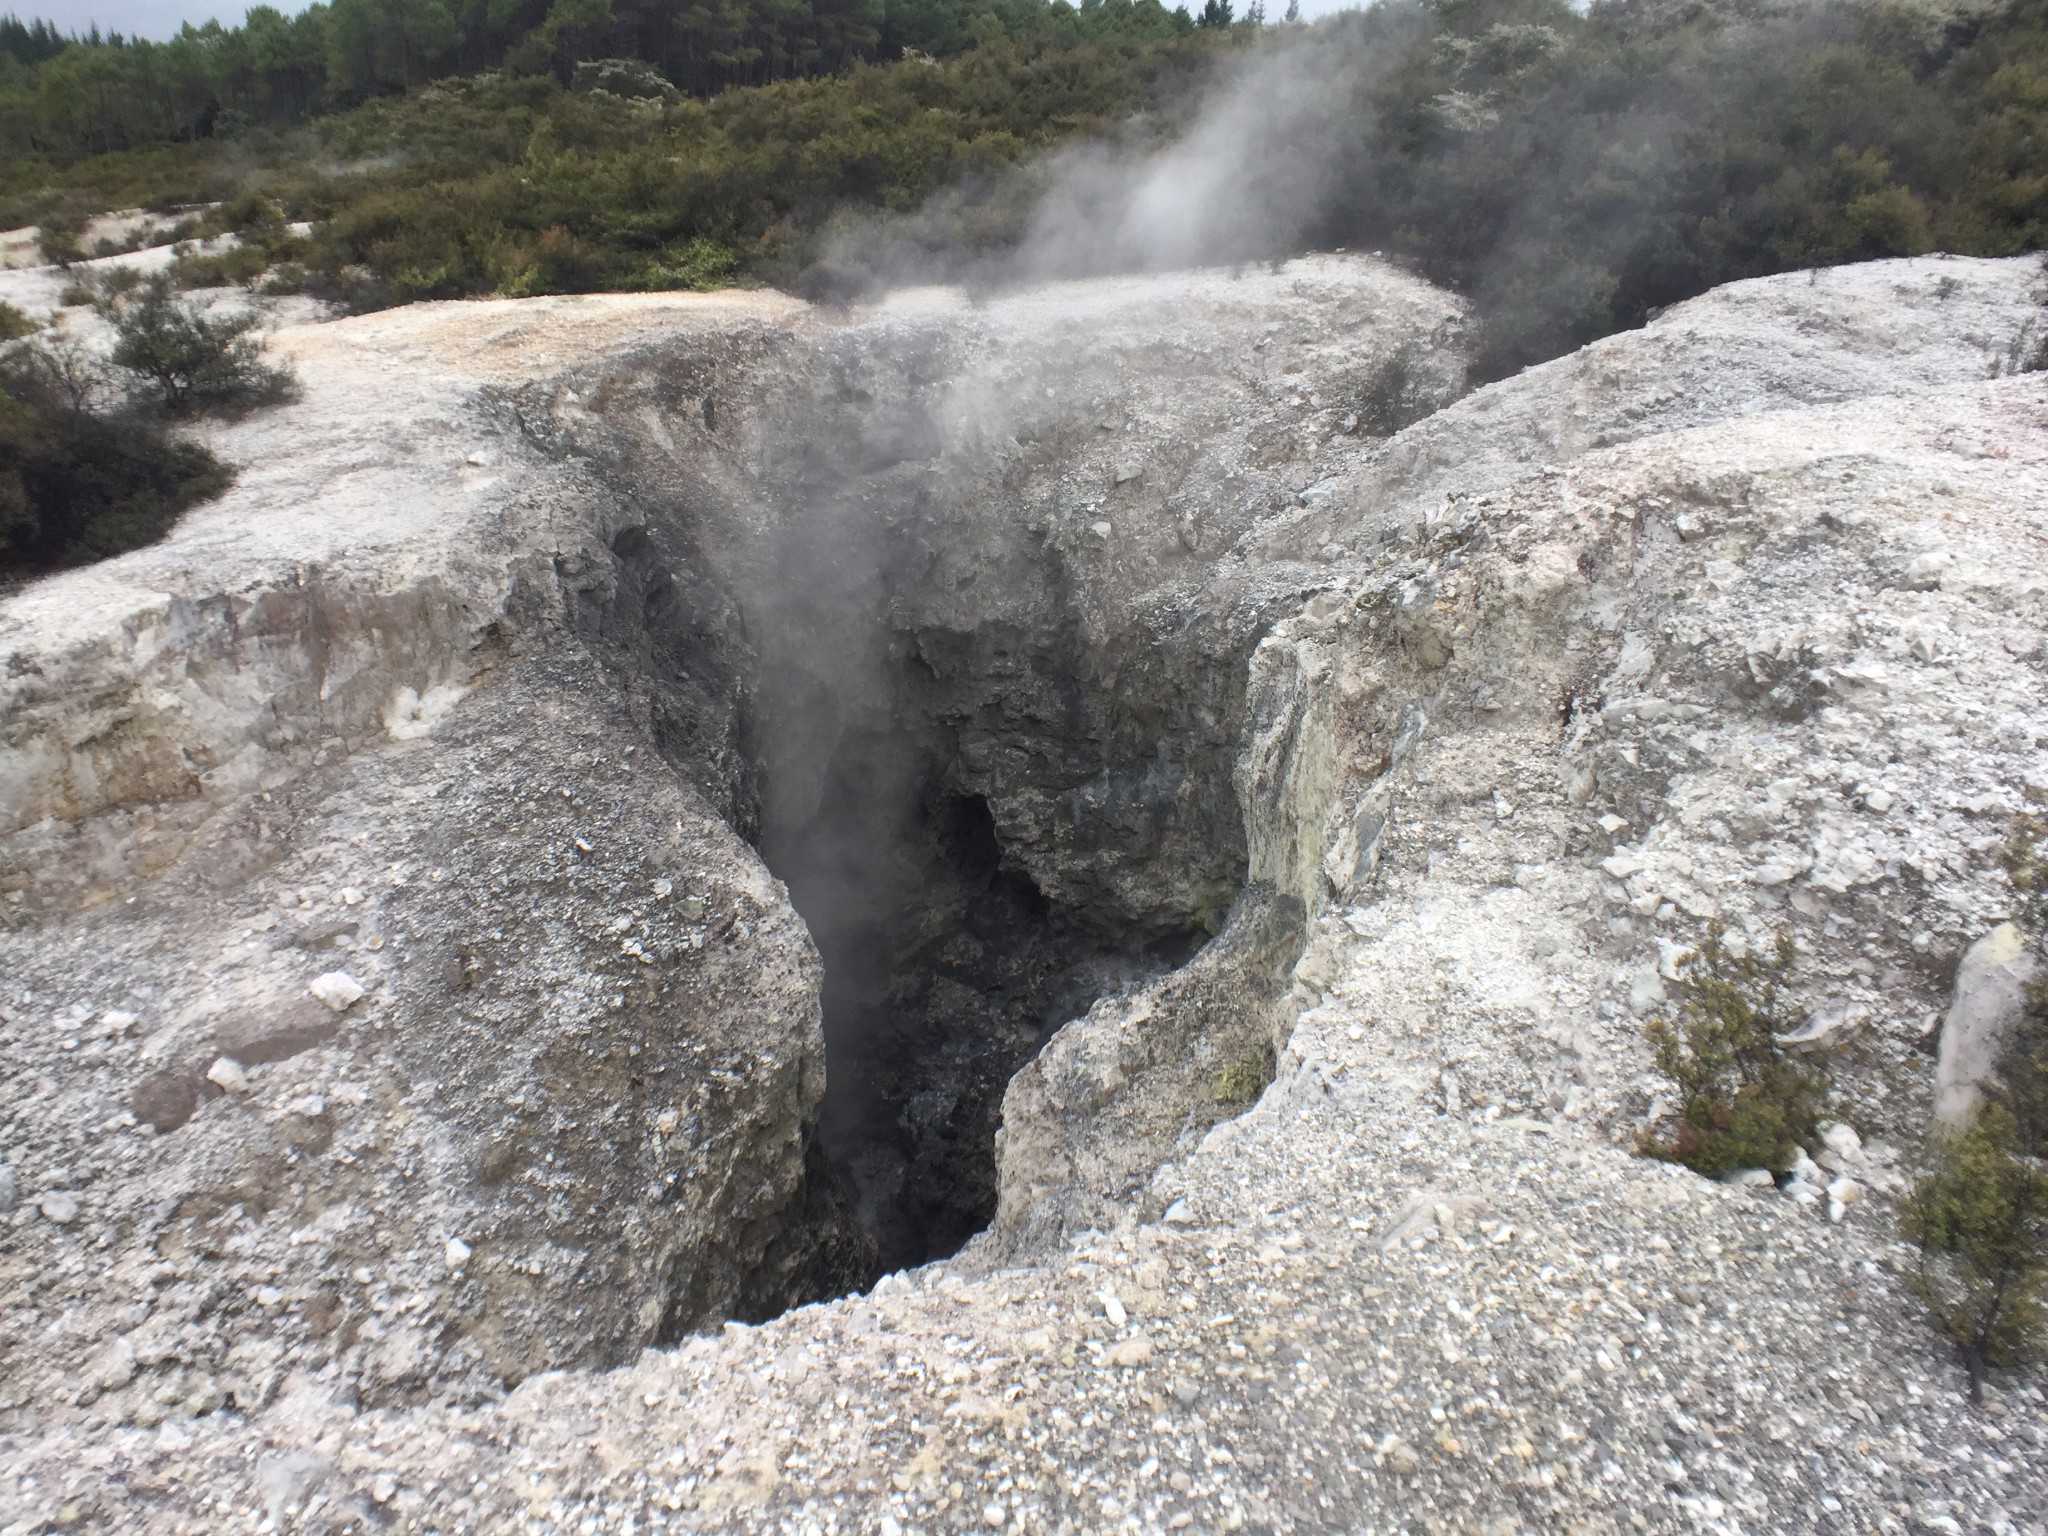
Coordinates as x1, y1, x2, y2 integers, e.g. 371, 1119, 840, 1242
567, 461, 1252, 1325
756, 676, 1201, 1279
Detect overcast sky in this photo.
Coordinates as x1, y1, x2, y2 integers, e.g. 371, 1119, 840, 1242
21, 0, 1362, 43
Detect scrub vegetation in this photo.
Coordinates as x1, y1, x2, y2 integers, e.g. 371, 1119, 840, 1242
0, 0, 2044, 378
0, 278, 291, 575
1639, 928, 1830, 1179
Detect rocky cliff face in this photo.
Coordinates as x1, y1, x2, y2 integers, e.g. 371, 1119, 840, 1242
1, 254, 2045, 1534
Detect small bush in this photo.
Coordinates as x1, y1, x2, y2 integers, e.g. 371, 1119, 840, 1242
55, 265, 145, 312
0, 302, 34, 341
8, 330, 115, 415
1903, 1103, 2048, 1401
170, 242, 274, 291
1904, 816, 2048, 1400
106, 276, 294, 413
1216, 1041, 1275, 1104
633, 237, 739, 292
259, 261, 308, 297
1640, 927, 1829, 1177
35, 219, 82, 266
1, 342, 233, 574
95, 265, 145, 300
296, 264, 395, 315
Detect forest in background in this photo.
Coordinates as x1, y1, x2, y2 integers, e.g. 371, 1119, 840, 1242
0, 0, 2043, 383
0, 0, 1217, 157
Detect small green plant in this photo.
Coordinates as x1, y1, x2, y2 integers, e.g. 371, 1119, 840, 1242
635, 237, 739, 293
170, 242, 274, 291
96, 265, 145, 300
0, 301, 34, 342
106, 276, 294, 414
259, 262, 309, 297
34, 219, 82, 267
2, 337, 233, 574
1640, 927, 1828, 1177
1903, 814, 2048, 1400
1216, 1041, 1276, 1104
2005, 811, 2048, 936
1903, 1102, 2048, 1402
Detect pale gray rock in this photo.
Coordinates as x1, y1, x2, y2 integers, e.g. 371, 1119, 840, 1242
85, 1335, 137, 1393
37, 1190, 79, 1224
1777, 998, 1870, 1053
1933, 922, 2043, 1128
204, 1056, 249, 1094
254, 1450, 333, 1522
307, 970, 365, 1012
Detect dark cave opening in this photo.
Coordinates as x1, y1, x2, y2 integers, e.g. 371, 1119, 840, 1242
760, 710, 1208, 1280
583, 509, 1240, 1316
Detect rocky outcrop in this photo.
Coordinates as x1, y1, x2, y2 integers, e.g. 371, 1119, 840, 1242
2, 254, 2046, 1533
1935, 922, 2045, 1126
0, 294, 847, 1417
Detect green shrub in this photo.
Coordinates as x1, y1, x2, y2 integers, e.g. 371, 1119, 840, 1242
634, 237, 742, 292
259, 261, 309, 297
1216, 1040, 1275, 1104
170, 242, 276, 291
1903, 1102, 2048, 1401
1903, 814, 2048, 1400
0, 342, 233, 574
34, 218, 82, 266
0, 301, 33, 341
1640, 928, 1829, 1177
54, 264, 146, 312
6, 331, 114, 415
106, 277, 295, 413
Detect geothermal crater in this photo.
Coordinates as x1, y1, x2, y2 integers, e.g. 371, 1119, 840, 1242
541, 273, 1450, 1284
599, 481, 1237, 1283
0, 260, 1470, 1403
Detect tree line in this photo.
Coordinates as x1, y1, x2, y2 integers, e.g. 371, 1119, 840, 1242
3, 0, 2043, 384
0, 0, 1238, 156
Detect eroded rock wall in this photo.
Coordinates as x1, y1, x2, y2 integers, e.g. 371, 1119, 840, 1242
0, 295, 846, 1418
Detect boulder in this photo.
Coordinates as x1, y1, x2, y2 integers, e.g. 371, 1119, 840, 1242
1932, 922, 2043, 1128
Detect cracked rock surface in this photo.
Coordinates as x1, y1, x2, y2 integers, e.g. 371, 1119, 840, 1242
2, 254, 2047, 1534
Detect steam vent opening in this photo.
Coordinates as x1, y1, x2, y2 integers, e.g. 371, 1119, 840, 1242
588, 460, 1260, 1327
749, 616, 1219, 1287
566, 280, 1389, 1329
590, 484, 1257, 1318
